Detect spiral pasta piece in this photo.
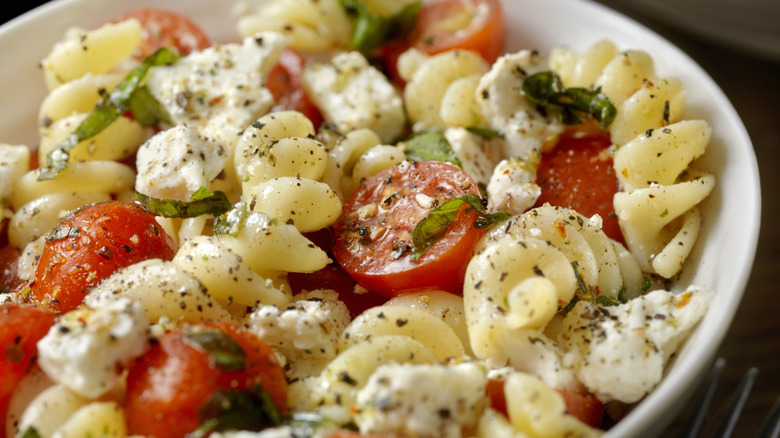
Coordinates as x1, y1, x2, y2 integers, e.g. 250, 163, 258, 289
613, 121, 715, 276
236, 0, 351, 51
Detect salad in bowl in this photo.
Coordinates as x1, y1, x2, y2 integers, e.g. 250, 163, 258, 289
0, 0, 759, 437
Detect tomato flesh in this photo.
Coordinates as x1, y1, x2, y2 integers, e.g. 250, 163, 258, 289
124, 321, 287, 438
0, 245, 22, 292
333, 161, 483, 298
30, 201, 177, 313
114, 7, 211, 59
534, 129, 623, 243
0, 304, 57, 436
266, 49, 323, 128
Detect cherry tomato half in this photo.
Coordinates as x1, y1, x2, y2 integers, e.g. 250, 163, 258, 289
534, 128, 623, 243
0, 245, 22, 292
0, 304, 57, 436
30, 201, 177, 313
124, 321, 287, 438
266, 48, 323, 128
113, 7, 211, 59
411, 0, 506, 63
333, 161, 484, 298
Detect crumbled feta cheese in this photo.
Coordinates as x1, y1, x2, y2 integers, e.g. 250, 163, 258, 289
36, 297, 150, 399
560, 286, 714, 403
477, 50, 564, 160
444, 127, 501, 189
354, 362, 488, 438
303, 51, 406, 143
487, 157, 542, 214
135, 124, 227, 200
247, 290, 351, 379
146, 32, 286, 144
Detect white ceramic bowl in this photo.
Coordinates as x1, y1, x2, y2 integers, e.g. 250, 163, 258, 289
0, 1, 761, 436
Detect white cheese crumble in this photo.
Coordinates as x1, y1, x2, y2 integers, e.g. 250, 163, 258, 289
303, 51, 406, 143
146, 32, 286, 145
559, 286, 714, 403
486, 156, 542, 214
247, 290, 351, 379
36, 297, 150, 399
354, 362, 488, 438
476, 50, 564, 160
135, 124, 227, 200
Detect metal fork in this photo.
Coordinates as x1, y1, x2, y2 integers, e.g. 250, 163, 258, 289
677, 357, 780, 438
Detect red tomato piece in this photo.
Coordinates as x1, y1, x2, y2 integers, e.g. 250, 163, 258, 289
29, 201, 176, 313
332, 161, 484, 298
266, 48, 323, 127
534, 129, 624, 243
0, 245, 22, 292
410, 0, 506, 63
124, 321, 287, 438
557, 389, 606, 429
0, 304, 57, 437
113, 8, 211, 59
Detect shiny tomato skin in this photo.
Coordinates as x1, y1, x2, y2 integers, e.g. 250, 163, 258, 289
0, 245, 22, 292
411, 0, 506, 63
333, 161, 484, 298
114, 7, 211, 58
266, 49, 323, 128
30, 201, 176, 313
557, 389, 606, 429
534, 129, 623, 243
0, 304, 57, 436
124, 321, 287, 438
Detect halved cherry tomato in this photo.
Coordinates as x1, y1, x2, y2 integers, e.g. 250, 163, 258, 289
486, 378, 605, 428
29, 201, 176, 313
378, 0, 505, 84
0, 304, 57, 437
113, 8, 211, 59
411, 0, 505, 63
266, 48, 323, 128
124, 321, 287, 438
333, 161, 484, 298
0, 245, 22, 292
534, 128, 623, 243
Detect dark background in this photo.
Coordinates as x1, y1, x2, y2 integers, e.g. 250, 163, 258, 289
3, 1, 779, 436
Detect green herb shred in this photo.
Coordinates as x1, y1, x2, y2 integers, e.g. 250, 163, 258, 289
134, 187, 232, 219
522, 70, 617, 129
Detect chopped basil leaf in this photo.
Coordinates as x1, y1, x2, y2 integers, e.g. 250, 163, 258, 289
404, 131, 463, 168
184, 328, 246, 371
340, 0, 421, 54
193, 386, 283, 437
410, 193, 510, 261
0, 288, 11, 295
595, 295, 622, 307
134, 187, 232, 219
466, 126, 504, 140
127, 85, 171, 126
571, 261, 589, 295
640, 275, 654, 294
20, 427, 41, 438
38, 47, 180, 181
522, 71, 617, 129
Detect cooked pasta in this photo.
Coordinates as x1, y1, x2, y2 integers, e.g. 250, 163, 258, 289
0, 4, 723, 438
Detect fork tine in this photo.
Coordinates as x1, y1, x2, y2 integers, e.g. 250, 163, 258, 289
756, 395, 780, 438
712, 366, 759, 438
678, 357, 727, 438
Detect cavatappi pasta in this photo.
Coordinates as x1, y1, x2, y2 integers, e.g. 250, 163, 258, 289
0, 2, 718, 438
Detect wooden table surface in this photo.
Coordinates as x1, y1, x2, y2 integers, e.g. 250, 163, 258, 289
3, 1, 779, 436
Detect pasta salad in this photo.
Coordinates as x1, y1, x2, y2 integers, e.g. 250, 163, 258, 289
0, 0, 717, 437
